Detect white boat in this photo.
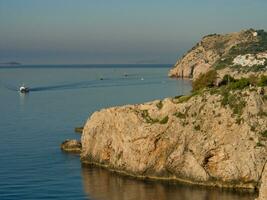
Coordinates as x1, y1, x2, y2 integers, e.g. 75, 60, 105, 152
19, 84, 29, 93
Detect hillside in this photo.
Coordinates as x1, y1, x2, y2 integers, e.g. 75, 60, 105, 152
169, 29, 267, 80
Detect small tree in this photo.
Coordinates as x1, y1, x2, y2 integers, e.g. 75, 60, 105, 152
192, 70, 218, 92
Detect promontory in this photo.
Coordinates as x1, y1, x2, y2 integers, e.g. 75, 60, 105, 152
63, 29, 267, 199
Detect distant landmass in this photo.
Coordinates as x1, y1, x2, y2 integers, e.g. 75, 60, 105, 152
0, 62, 21, 66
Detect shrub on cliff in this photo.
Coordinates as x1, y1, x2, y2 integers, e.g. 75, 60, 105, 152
219, 74, 267, 89
229, 78, 250, 90
192, 70, 218, 92
258, 75, 267, 86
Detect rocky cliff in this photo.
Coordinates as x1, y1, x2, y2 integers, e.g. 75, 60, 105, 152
81, 86, 267, 190
59, 29, 267, 198
169, 29, 267, 80
257, 164, 267, 200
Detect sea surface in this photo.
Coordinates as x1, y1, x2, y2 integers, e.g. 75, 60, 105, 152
0, 64, 256, 200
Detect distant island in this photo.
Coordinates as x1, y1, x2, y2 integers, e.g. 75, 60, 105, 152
0, 62, 21, 66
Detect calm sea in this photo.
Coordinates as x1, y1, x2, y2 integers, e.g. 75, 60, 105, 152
0, 64, 256, 200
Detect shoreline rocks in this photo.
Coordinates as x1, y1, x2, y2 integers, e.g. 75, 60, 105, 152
74, 127, 84, 134
61, 139, 82, 153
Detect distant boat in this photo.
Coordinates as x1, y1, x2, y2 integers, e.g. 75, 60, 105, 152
19, 84, 30, 93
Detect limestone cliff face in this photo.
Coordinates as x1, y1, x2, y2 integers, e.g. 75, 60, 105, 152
81, 87, 267, 190
169, 29, 262, 79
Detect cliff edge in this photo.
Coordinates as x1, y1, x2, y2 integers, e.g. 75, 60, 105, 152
81, 85, 267, 190
60, 30, 267, 197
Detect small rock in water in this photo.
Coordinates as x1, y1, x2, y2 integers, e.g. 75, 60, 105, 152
75, 127, 84, 134
61, 139, 82, 153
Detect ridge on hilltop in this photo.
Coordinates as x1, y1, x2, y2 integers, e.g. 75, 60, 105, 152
169, 29, 267, 80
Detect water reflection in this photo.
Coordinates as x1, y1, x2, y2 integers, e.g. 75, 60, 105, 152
81, 166, 256, 200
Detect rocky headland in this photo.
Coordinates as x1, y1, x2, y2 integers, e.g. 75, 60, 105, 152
169, 29, 267, 80
62, 29, 267, 199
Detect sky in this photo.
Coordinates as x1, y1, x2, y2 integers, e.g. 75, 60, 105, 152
0, 0, 267, 64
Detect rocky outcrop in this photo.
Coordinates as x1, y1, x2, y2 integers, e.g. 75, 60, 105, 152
81, 87, 267, 190
169, 29, 263, 79
257, 163, 267, 200
75, 127, 84, 134
61, 139, 82, 153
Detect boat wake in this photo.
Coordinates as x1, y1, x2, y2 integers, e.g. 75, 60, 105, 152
0, 77, 170, 93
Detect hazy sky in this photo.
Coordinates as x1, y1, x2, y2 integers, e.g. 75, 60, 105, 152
0, 0, 267, 64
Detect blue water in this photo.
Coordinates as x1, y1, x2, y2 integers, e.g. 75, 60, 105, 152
0, 65, 256, 200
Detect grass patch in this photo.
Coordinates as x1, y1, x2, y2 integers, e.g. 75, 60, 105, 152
159, 116, 169, 124
140, 110, 159, 124
174, 112, 186, 119
177, 95, 192, 103
260, 130, 267, 138
256, 142, 265, 147
221, 90, 246, 116
140, 110, 169, 125
258, 110, 267, 117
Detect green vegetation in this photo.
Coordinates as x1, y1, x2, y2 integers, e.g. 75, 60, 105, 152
159, 116, 169, 124
176, 95, 192, 103
260, 130, 267, 138
74, 127, 84, 133
258, 75, 267, 86
220, 90, 247, 116
194, 125, 201, 131
222, 75, 267, 89
256, 142, 265, 147
192, 70, 217, 92
156, 101, 163, 110
140, 110, 169, 125
140, 110, 159, 124
215, 29, 267, 71
228, 78, 250, 90
174, 112, 186, 119
258, 110, 267, 117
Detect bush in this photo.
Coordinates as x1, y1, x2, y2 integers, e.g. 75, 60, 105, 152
156, 101, 163, 110
194, 125, 201, 131
221, 90, 246, 116
257, 75, 267, 87
260, 130, 267, 138
174, 112, 186, 119
229, 78, 250, 90
192, 70, 218, 92
159, 116, 169, 124
220, 75, 236, 86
